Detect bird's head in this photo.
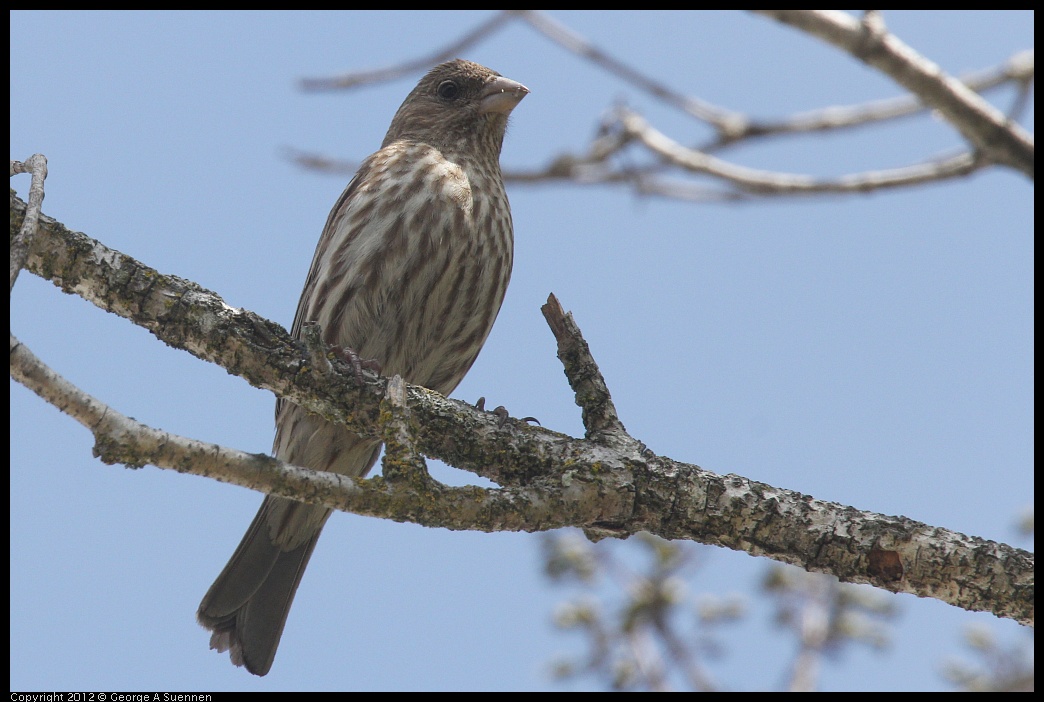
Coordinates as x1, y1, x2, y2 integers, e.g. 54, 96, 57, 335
383, 59, 529, 155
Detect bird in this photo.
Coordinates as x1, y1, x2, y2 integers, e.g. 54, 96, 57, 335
197, 59, 528, 676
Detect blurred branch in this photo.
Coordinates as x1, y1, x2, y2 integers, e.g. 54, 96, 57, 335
546, 536, 899, 692
941, 623, 1035, 692
545, 533, 730, 691
513, 10, 745, 131
763, 567, 896, 692
299, 10, 515, 91
293, 11, 1033, 199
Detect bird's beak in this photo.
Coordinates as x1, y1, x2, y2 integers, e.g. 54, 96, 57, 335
480, 76, 529, 115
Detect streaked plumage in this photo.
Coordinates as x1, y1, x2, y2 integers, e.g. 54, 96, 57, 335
197, 59, 527, 676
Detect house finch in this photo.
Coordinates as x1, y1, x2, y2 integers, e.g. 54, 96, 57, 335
197, 59, 528, 676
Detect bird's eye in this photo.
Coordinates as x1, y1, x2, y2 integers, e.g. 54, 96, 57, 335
437, 80, 460, 101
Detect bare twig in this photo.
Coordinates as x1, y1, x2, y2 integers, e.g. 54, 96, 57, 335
617, 108, 982, 195
300, 10, 515, 91
514, 10, 747, 135
699, 49, 1035, 151
9, 154, 48, 291
283, 147, 359, 176
542, 293, 628, 442
754, 10, 1034, 178
519, 10, 1033, 154
10, 331, 291, 478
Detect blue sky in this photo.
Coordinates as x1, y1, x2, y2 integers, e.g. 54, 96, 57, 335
10, 11, 1033, 691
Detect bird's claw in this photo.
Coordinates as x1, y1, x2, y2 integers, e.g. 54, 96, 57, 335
492, 406, 510, 428
475, 397, 540, 428
332, 345, 382, 385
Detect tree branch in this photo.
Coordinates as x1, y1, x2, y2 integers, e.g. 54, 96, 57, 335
299, 10, 515, 91
698, 49, 1035, 152
9, 154, 47, 291
513, 10, 746, 131
9, 332, 605, 532
9, 189, 1034, 626
290, 11, 1033, 200
754, 10, 1034, 178
615, 108, 983, 195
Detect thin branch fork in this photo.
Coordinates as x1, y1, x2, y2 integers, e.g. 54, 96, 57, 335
754, 10, 1034, 178
8, 189, 1035, 626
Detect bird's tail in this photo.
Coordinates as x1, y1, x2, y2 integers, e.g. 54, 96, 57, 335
197, 496, 330, 676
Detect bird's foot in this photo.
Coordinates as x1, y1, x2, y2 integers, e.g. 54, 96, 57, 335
332, 345, 382, 385
475, 397, 540, 428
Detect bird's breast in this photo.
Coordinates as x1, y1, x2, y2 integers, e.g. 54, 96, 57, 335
313, 143, 511, 394
426, 158, 473, 217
